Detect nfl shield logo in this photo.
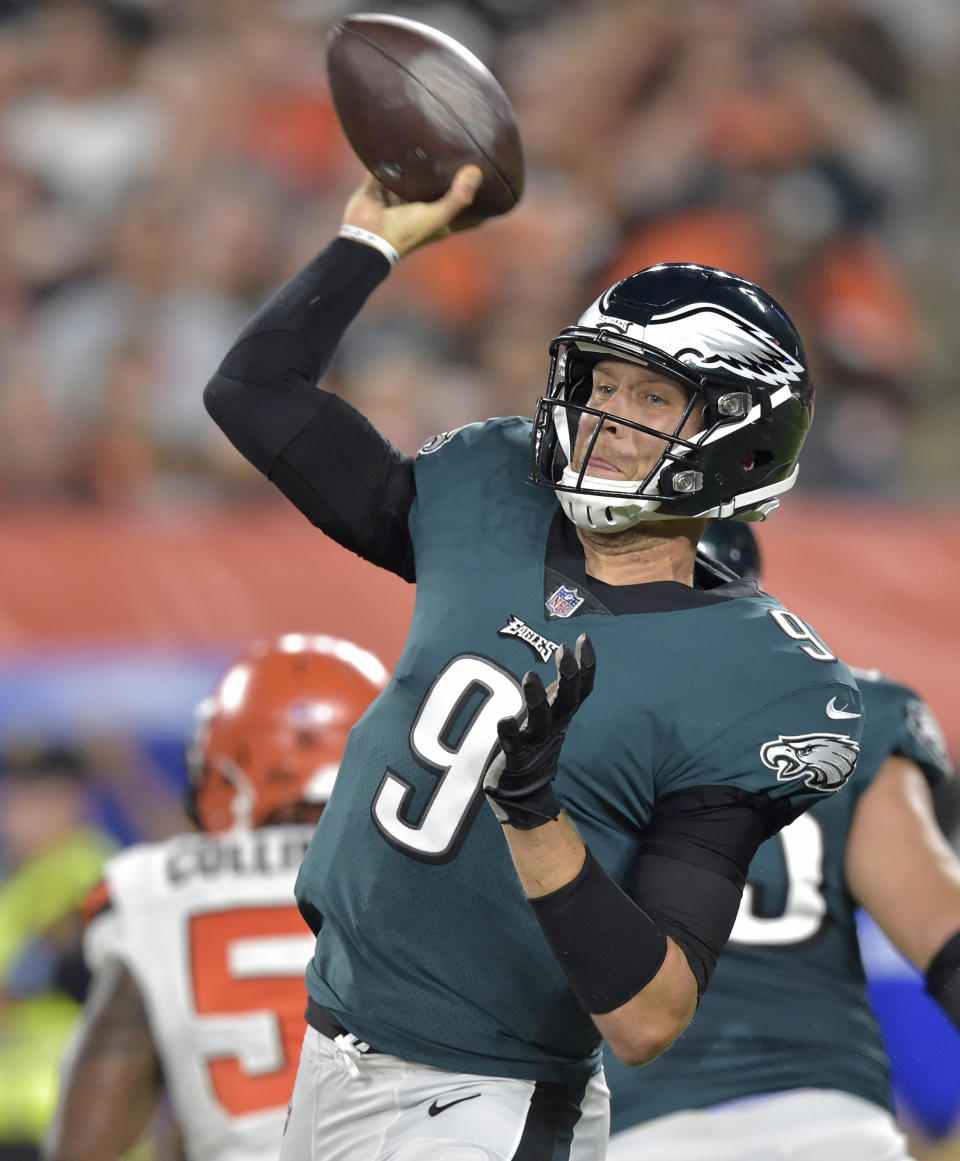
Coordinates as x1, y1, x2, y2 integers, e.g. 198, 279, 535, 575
546, 585, 584, 618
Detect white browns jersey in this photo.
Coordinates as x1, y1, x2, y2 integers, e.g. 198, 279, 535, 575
84, 824, 315, 1161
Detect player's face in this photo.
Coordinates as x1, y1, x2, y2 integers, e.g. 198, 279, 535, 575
571, 360, 703, 482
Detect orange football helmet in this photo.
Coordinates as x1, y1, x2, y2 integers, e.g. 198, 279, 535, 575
186, 634, 388, 833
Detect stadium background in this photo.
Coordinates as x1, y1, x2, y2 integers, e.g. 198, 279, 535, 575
0, 0, 957, 1157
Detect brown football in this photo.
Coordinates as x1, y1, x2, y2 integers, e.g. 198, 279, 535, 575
326, 13, 524, 220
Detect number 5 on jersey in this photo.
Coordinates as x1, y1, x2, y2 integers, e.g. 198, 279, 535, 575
189, 905, 313, 1116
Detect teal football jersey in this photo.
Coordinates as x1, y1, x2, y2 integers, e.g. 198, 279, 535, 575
607, 669, 952, 1129
295, 419, 864, 1085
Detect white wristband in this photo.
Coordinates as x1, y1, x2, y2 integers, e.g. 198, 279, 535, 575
338, 224, 400, 267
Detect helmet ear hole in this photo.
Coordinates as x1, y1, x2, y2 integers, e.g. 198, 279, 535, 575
743, 449, 774, 472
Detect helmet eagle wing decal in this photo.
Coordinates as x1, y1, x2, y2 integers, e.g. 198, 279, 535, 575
643, 305, 805, 388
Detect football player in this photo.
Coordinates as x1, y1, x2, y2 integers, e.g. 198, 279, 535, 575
202, 167, 864, 1160
605, 522, 959, 1161
43, 634, 387, 1161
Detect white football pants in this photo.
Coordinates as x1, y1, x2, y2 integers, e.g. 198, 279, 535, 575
607, 1088, 914, 1161
279, 1026, 610, 1161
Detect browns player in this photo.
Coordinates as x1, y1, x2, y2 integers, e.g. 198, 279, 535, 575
43, 634, 386, 1161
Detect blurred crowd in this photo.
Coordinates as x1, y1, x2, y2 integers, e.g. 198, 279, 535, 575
0, 0, 958, 508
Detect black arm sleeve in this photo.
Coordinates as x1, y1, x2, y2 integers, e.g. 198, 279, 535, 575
529, 848, 668, 1013
203, 237, 417, 580
626, 785, 776, 995
523, 786, 778, 1012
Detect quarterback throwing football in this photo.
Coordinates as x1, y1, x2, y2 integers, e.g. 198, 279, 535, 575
200, 168, 864, 1161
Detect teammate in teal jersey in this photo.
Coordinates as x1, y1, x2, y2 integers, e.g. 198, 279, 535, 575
606, 522, 960, 1161
204, 167, 864, 1161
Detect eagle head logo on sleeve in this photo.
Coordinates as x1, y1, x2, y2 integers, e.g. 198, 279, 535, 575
760, 732, 860, 792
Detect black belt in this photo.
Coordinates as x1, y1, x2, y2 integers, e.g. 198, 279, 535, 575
306, 997, 379, 1053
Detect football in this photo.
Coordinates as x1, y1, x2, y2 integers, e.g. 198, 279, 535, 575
325, 13, 524, 220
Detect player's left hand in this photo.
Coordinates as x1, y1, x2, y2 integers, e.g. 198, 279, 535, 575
484, 634, 596, 829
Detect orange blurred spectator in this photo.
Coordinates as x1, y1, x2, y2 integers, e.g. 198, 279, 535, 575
598, 206, 771, 291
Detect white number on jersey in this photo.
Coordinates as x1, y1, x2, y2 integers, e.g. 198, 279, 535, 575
768, 609, 837, 662
730, 813, 827, 945
372, 655, 523, 861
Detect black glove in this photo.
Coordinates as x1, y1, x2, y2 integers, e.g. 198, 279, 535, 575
484, 634, 596, 829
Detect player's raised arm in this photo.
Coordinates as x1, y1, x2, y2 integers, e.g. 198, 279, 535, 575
201, 166, 481, 579
44, 960, 163, 1161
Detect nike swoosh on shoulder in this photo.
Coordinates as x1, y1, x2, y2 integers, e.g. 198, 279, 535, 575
428, 1093, 482, 1117
826, 697, 861, 720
